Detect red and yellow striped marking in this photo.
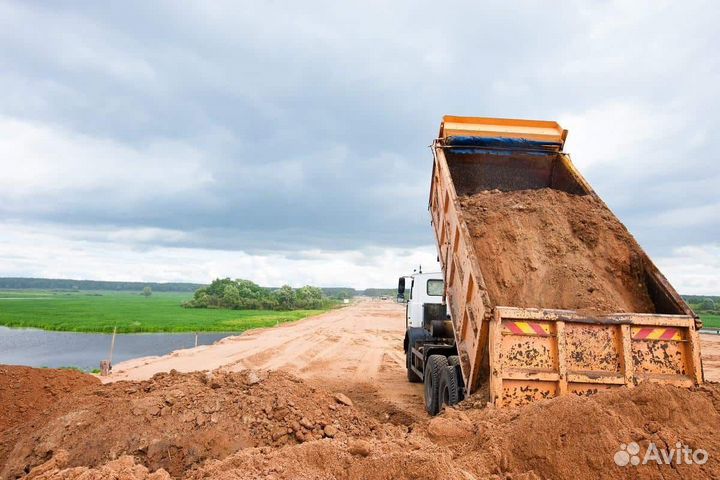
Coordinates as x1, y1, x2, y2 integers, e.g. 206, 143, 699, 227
504, 321, 552, 336
631, 327, 682, 341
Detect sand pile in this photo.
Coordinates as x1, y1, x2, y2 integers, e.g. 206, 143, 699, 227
184, 382, 720, 479
16, 375, 720, 480
459, 188, 656, 313
0, 366, 100, 434
451, 382, 720, 479
0, 368, 379, 478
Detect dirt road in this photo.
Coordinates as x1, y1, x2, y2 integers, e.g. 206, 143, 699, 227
110, 299, 720, 420
702, 332, 720, 382
109, 300, 424, 422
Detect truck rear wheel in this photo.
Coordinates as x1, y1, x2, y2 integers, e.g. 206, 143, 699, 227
439, 365, 460, 407
424, 355, 448, 415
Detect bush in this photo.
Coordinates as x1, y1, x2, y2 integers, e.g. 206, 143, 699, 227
183, 278, 334, 312
697, 298, 716, 311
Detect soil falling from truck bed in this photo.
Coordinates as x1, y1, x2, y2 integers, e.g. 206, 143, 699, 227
459, 188, 656, 313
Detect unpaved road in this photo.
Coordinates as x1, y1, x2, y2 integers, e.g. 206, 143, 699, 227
109, 299, 425, 423
702, 332, 720, 382
108, 299, 720, 422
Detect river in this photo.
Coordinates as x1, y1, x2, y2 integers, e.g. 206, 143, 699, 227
0, 326, 235, 371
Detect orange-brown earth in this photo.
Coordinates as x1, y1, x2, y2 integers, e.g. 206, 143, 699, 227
3, 302, 720, 479
0, 365, 100, 433
459, 188, 657, 313
107, 300, 425, 424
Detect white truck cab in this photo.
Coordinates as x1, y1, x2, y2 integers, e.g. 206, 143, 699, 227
397, 272, 444, 328
399, 270, 459, 410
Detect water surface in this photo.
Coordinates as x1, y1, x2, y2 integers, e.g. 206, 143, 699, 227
0, 326, 234, 371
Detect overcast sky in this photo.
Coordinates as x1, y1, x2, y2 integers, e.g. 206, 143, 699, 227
0, 1, 718, 292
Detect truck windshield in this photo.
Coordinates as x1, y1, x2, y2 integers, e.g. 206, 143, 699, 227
427, 279, 444, 296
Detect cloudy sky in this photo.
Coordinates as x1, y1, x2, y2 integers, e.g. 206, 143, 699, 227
0, 1, 718, 292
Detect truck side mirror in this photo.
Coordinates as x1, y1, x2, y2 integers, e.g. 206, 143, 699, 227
397, 277, 405, 301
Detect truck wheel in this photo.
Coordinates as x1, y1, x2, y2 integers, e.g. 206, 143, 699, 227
448, 355, 460, 367
439, 365, 460, 407
424, 355, 448, 415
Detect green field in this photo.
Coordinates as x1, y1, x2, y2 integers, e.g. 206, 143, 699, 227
700, 313, 720, 329
0, 290, 327, 333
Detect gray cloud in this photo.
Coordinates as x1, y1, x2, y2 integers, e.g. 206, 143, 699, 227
0, 1, 719, 289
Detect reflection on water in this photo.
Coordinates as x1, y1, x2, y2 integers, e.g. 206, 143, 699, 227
0, 326, 234, 371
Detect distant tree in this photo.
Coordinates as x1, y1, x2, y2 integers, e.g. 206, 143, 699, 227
272, 285, 296, 310
183, 278, 333, 311
192, 291, 210, 308
261, 296, 279, 310
332, 288, 355, 300
222, 284, 241, 308
142, 286, 152, 297
235, 279, 265, 306
295, 285, 324, 309
698, 298, 716, 311
206, 278, 236, 297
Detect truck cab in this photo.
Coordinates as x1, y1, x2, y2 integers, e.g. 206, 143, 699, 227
397, 272, 444, 328
399, 271, 463, 415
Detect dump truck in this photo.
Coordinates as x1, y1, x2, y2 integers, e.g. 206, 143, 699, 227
405, 115, 704, 414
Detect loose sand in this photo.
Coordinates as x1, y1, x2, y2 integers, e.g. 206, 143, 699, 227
459, 188, 657, 313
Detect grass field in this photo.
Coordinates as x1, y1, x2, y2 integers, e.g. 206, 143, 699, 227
701, 313, 720, 329
0, 290, 328, 333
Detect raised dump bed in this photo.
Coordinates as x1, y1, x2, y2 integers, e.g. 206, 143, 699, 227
422, 116, 703, 409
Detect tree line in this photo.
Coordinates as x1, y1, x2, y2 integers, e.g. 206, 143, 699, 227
183, 278, 334, 311
0, 277, 395, 298
0, 277, 203, 292
684, 295, 720, 314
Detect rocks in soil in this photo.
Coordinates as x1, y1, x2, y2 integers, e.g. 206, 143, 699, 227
0, 368, 378, 479
426, 412, 475, 439
7, 364, 720, 480
245, 371, 262, 385
38, 381, 720, 479
347, 439, 372, 457
334, 393, 354, 406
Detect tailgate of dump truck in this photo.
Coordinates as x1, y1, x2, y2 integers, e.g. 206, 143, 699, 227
489, 307, 704, 407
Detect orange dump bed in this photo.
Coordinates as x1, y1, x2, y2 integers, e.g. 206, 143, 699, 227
430, 116, 703, 407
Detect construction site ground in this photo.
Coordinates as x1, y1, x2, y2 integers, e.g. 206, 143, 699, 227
2, 299, 720, 479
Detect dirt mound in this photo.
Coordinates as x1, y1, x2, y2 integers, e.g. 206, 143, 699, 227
25, 382, 720, 480
25, 436, 450, 480
20, 452, 171, 480
452, 382, 720, 479
1, 369, 379, 479
0, 365, 100, 434
459, 188, 656, 313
